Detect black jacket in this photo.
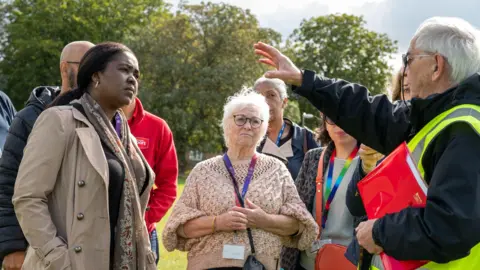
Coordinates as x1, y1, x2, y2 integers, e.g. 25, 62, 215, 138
293, 70, 480, 263
0, 86, 59, 260
0, 91, 16, 155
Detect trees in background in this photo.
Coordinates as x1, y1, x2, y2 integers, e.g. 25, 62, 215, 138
288, 13, 397, 116
0, 1, 397, 171
129, 2, 281, 170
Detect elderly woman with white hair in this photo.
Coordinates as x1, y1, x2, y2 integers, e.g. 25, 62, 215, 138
162, 89, 318, 270
253, 77, 318, 180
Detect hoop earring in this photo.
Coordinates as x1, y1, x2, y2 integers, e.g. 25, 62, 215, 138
94, 81, 99, 88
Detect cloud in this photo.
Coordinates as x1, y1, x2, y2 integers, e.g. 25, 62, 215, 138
166, 0, 330, 39
165, 0, 480, 71
352, 0, 480, 52
255, 2, 331, 39
167, 0, 480, 51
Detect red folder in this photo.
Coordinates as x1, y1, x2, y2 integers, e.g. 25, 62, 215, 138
357, 142, 429, 270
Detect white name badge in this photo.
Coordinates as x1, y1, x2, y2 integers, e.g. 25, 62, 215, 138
311, 239, 332, 253
222, 244, 245, 260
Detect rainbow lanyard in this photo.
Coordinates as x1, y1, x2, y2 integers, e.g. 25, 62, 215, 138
275, 122, 286, 146
322, 147, 359, 228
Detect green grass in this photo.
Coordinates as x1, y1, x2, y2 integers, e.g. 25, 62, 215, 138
157, 176, 188, 270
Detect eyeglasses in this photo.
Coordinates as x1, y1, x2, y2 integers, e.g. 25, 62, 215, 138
402, 52, 435, 67
66, 61, 80, 65
324, 116, 335, 125
233, 114, 263, 128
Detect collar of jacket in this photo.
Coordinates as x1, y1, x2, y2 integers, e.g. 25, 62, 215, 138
128, 97, 146, 127
409, 73, 480, 134
26, 86, 60, 109
70, 104, 94, 128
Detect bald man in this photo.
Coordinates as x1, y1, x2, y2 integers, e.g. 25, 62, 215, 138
0, 41, 94, 270
59, 41, 94, 92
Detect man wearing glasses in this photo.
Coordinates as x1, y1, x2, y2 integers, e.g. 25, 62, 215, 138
0, 41, 94, 270
254, 16, 480, 269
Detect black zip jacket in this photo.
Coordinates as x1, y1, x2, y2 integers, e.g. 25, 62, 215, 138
0, 86, 59, 260
292, 70, 480, 263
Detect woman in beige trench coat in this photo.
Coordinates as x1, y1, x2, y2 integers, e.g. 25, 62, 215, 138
12, 42, 156, 270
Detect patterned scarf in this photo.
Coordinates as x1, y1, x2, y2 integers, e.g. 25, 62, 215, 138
79, 93, 151, 269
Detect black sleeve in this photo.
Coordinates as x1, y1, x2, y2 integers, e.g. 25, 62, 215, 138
346, 161, 368, 217
0, 108, 35, 259
372, 123, 480, 262
293, 70, 411, 154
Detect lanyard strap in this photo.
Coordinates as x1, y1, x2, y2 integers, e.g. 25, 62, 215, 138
321, 147, 359, 228
275, 122, 286, 146
223, 154, 258, 206
223, 154, 258, 254
114, 113, 122, 138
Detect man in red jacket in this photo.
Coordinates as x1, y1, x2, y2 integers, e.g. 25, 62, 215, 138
123, 97, 178, 264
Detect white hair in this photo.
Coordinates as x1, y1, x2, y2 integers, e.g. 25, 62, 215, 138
413, 17, 480, 84
222, 88, 270, 148
253, 77, 289, 99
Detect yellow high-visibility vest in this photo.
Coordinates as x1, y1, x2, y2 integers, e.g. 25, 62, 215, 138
406, 104, 480, 269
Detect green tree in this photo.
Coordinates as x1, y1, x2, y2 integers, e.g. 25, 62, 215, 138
0, 0, 167, 107
284, 99, 300, 124
287, 14, 397, 115
130, 2, 281, 171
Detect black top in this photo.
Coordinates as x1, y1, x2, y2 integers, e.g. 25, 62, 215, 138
102, 142, 125, 267
294, 70, 480, 263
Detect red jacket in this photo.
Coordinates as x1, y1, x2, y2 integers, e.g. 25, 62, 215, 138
128, 98, 178, 233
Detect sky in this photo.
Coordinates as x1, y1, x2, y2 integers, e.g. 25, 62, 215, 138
166, 0, 480, 71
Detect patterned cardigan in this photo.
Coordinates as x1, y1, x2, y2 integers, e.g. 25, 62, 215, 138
280, 143, 367, 270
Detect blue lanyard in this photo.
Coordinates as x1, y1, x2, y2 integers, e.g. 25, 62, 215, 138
275, 123, 286, 146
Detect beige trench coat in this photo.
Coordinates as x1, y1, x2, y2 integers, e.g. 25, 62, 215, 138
12, 106, 156, 270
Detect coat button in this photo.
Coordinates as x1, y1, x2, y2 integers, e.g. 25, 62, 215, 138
78, 180, 85, 187
77, 213, 84, 220
74, 246, 82, 253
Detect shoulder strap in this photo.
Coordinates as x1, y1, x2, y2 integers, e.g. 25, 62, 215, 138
303, 128, 308, 154
71, 102, 87, 117
315, 149, 326, 237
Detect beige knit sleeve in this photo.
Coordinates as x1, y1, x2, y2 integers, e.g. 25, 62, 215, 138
277, 163, 319, 250
161, 165, 207, 252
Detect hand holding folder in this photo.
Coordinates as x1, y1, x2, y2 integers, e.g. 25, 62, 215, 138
357, 142, 429, 270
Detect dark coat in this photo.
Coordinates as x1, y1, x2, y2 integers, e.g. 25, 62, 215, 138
0, 86, 59, 260
292, 70, 480, 263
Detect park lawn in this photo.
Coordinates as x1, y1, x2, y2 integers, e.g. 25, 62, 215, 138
157, 176, 188, 270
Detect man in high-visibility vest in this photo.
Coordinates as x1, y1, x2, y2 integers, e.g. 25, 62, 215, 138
254, 17, 480, 269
